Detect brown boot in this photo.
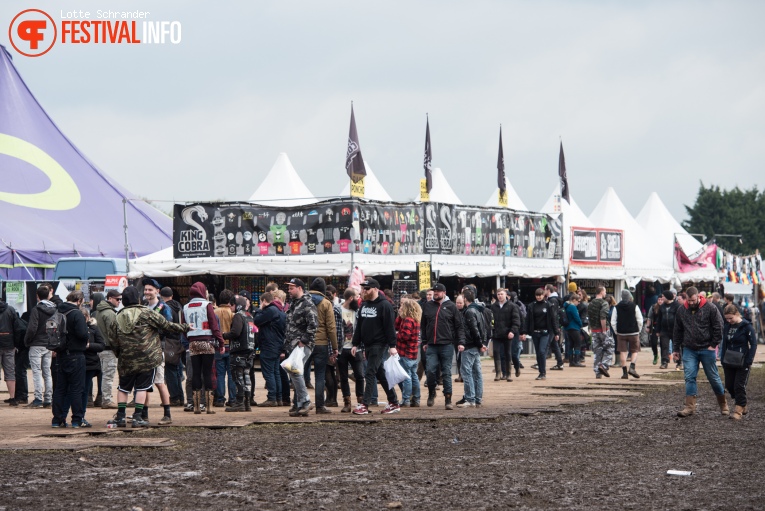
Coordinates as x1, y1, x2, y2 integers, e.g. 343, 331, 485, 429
743, 405, 749, 415
730, 405, 744, 420
206, 390, 216, 414
716, 394, 730, 416
193, 390, 202, 414
677, 396, 696, 417
341, 396, 352, 413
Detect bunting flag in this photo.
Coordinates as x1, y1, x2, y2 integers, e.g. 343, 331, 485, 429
424, 116, 433, 193
558, 141, 570, 203
497, 126, 507, 207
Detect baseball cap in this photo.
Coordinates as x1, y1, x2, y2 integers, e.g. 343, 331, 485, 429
361, 278, 380, 289
432, 283, 446, 292
286, 278, 305, 289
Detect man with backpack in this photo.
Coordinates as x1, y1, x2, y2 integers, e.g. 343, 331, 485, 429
23, 285, 57, 408
50, 291, 89, 428
0, 296, 25, 406
655, 290, 680, 369
457, 289, 488, 408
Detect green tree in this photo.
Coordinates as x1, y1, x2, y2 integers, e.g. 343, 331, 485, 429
682, 182, 764, 254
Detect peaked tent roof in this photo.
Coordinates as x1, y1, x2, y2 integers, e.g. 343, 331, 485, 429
636, 192, 717, 282
249, 153, 316, 207
340, 161, 392, 201
425, 167, 462, 204
0, 45, 171, 279
589, 187, 674, 282
485, 177, 527, 210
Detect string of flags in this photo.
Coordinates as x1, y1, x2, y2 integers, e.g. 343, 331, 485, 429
717, 248, 762, 285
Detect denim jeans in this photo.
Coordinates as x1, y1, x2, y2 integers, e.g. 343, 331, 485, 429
425, 343, 454, 395
398, 356, 420, 404
165, 362, 184, 403
29, 345, 53, 403
309, 345, 329, 407
460, 347, 483, 404
215, 351, 236, 403
511, 338, 522, 371
532, 332, 551, 375
52, 352, 86, 426
682, 347, 724, 397
260, 354, 282, 402
362, 344, 397, 406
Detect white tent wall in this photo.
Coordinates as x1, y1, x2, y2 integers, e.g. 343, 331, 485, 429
423, 168, 462, 204
249, 153, 317, 207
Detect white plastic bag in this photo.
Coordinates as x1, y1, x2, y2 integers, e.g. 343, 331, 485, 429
281, 346, 304, 375
384, 354, 410, 389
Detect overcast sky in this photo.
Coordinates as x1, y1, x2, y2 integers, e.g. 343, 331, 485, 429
3, 0, 764, 222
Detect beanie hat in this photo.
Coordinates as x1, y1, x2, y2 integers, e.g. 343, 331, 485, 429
310, 277, 327, 295
621, 289, 633, 302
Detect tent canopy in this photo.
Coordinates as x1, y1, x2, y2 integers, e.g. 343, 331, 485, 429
249, 153, 316, 207
0, 45, 171, 279
423, 168, 462, 204
339, 161, 392, 201
485, 177, 527, 210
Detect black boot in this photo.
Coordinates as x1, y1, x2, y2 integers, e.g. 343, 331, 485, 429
244, 392, 252, 412
225, 397, 246, 412
427, 390, 436, 407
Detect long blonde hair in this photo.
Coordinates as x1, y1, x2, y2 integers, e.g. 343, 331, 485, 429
399, 299, 422, 322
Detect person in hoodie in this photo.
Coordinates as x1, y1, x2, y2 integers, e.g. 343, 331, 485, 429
282, 278, 318, 417
223, 296, 256, 412
351, 278, 400, 415
0, 295, 24, 407
51, 291, 89, 428
563, 294, 585, 368
253, 292, 287, 407
457, 289, 488, 408
721, 304, 757, 420
106, 286, 191, 428
420, 283, 465, 410
86, 293, 106, 407
159, 287, 185, 407
521, 288, 561, 381
490, 289, 521, 381
182, 282, 224, 415
80, 307, 104, 427
95, 289, 121, 409
23, 285, 56, 408
673, 286, 726, 418
304, 278, 338, 414
611, 290, 644, 379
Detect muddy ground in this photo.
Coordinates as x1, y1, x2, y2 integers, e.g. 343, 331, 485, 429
1, 367, 763, 511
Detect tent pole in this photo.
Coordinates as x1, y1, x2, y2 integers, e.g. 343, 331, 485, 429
123, 199, 131, 273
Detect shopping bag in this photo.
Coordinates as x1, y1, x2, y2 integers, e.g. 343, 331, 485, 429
384, 354, 410, 389
281, 346, 304, 375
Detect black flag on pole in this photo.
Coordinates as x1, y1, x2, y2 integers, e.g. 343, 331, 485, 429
424, 116, 432, 192
345, 104, 365, 178
497, 126, 506, 192
558, 141, 570, 203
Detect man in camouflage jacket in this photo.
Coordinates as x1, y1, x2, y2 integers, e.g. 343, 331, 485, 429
281, 279, 318, 417
106, 286, 190, 428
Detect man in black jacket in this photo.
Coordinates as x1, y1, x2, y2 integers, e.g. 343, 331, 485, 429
654, 290, 680, 369
351, 279, 399, 415
457, 289, 488, 408
159, 287, 185, 407
521, 288, 561, 380
490, 289, 521, 381
421, 283, 465, 409
0, 298, 25, 406
51, 291, 89, 428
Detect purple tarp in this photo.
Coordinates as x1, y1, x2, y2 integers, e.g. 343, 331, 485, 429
0, 45, 171, 279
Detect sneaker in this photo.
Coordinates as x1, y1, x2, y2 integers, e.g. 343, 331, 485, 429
297, 402, 312, 416
535, 375, 546, 380
410, 400, 420, 408
531, 364, 539, 370
80, 419, 92, 428
455, 398, 466, 406
183, 403, 194, 412
352, 403, 370, 415
101, 401, 118, 409
158, 416, 173, 425
550, 364, 564, 371
107, 415, 126, 428
660, 363, 668, 369
456, 400, 475, 408
381, 403, 400, 414
51, 422, 68, 428
25, 399, 44, 409
288, 406, 300, 417
598, 364, 610, 378
9, 398, 27, 406
71, 422, 81, 429
132, 417, 150, 428
42, 402, 52, 409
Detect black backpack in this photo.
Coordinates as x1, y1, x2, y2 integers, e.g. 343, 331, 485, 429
481, 307, 494, 342
558, 304, 570, 327
45, 310, 73, 352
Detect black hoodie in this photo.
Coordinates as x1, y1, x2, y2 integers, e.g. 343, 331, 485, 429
0, 301, 23, 350
163, 299, 182, 340
24, 300, 58, 348
57, 302, 89, 353
352, 295, 397, 348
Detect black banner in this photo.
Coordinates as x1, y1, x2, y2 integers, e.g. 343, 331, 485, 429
173, 199, 562, 260
599, 230, 623, 263
569, 227, 623, 265
571, 229, 599, 263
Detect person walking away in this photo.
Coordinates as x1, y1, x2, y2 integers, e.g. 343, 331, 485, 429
281, 279, 318, 417
182, 282, 224, 414
253, 292, 286, 407
611, 290, 643, 379
587, 286, 613, 379
80, 308, 105, 427
305, 278, 338, 414
721, 304, 757, 420
338, 288, 364, 412
159, 287, 185, 407
223, 297, 256, 412
396, 298, 421, 407
542, 284, 566, 370
351, 278, 400, 415
673, 286, 727, 417
490, 289, 520, 381
458, 289, 488, 408
420, 283, 465, 409
521, 288, 561, 380
107, 286, 191, 427
51, 291, 89, 428
24, 285, 56, 408
654, 291, 680, 369
645, 295, 664, 365
563, 294, 585, 367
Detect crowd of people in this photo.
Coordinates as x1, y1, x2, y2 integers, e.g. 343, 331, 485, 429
0, 278, 759, 427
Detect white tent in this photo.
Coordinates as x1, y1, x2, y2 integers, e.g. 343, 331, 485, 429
636, 192, 718, 283
425, 168, 462, 204
339, 162, 393, 201
484, 177, 527, 210
589, 187, 674, 283
249, 153, 316, 207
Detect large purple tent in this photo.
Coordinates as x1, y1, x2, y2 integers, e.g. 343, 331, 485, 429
0, 45, 171, 280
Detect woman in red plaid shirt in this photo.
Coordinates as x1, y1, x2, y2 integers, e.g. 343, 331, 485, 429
396, 299, 422, 407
